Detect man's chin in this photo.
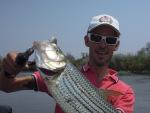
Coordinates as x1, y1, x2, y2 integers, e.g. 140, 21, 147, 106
95, 61, 105, 67
95, 58, 110, 67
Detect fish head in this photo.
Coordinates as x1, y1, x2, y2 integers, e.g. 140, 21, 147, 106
33, 37, 67, 75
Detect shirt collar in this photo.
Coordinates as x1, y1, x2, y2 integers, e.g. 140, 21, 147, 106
82, 63, 119, 83
107, 69, 119, 83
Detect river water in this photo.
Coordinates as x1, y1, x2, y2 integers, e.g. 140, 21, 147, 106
0, 74, 150, 113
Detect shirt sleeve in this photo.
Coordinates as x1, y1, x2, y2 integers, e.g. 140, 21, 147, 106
33, 71, 49, 93
114, 87, 135, 113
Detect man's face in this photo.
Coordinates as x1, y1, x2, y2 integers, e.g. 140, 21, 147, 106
85, 25, 120, 67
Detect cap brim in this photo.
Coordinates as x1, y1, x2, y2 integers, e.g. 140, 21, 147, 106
88, 24, 120, 36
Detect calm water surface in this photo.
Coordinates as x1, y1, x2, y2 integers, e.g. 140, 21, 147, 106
120, 75, 150, 113
0, 74, 150, 113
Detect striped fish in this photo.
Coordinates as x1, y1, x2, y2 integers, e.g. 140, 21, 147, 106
33, 38, 119, 113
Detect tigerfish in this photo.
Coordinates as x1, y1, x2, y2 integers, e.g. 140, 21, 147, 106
33, 37, 119, 113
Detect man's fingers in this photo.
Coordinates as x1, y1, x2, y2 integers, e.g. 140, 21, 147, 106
2, 53, 22, 75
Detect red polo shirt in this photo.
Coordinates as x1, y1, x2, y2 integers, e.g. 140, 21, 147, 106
34, 64, 135, 113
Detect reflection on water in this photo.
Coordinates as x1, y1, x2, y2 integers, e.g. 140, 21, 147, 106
0, 74, 150, 113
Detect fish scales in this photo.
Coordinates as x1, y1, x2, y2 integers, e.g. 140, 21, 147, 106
65, 64, 109, 109
63, 64, 105, 112
63, 73, 99, 113
33, 38, 119, 113
43, 68, 94, 113
41, 63, 118, 113
62, 77, 93, 113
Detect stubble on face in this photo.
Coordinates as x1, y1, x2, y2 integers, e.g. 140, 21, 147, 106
89, 47, 113, 67
87, 25, 119, 68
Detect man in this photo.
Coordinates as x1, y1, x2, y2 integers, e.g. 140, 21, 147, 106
0, 14, 135, 113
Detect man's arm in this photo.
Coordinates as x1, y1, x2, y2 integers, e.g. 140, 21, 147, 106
0, 51, 37, 92
0, 72, 37, 92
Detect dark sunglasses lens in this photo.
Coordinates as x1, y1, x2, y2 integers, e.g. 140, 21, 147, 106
90, 34, 102, 42
106, 37, 117, 44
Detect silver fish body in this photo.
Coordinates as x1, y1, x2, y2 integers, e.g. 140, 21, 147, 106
33, 38, 118, 113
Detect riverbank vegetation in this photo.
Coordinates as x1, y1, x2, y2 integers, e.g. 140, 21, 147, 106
0, 43, 150, 75
111, 42, 150, 74
70, 42, 150, 75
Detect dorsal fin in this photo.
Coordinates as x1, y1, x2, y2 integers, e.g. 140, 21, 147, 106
50, 36, 57, 44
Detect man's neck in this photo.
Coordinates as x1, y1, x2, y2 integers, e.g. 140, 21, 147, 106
89, 63, 109, 81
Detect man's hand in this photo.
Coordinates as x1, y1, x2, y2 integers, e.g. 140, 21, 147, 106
2, 52, 24, 77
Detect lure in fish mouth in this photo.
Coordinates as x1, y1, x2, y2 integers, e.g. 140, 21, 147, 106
33, 37, 67, 73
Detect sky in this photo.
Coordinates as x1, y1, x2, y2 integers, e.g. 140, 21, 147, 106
0, 0, 150, 58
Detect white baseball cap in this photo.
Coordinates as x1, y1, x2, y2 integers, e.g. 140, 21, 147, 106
87, 14, 120, 35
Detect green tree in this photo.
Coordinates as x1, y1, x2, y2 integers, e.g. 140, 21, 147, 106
65, 53, 76, 63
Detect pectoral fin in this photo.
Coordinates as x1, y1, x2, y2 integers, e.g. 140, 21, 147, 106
99, 89, 123, 100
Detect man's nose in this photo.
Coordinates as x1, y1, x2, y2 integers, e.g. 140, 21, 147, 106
98, 39, 107, 48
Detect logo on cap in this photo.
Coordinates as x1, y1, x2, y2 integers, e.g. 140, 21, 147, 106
99, 16, 112, 24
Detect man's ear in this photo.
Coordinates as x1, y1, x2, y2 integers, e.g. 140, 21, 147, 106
114, 41, 120, 51
84, 35, 90, 47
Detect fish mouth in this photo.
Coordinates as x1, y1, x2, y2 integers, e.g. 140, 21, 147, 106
33, 38, 67, 72
38, 67, 60, 76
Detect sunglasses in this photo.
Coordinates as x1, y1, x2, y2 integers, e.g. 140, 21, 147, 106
87, 33, 119, 45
